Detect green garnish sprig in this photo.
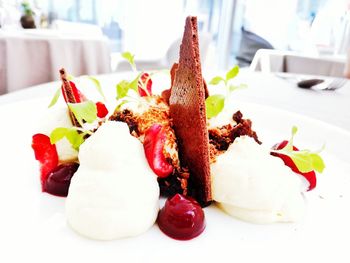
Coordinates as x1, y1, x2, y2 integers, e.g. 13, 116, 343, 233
50, 127, 87, 151
115, 51, 170, 110
67, 101, 98, 127
271, 126, 326, 173
48, 101, 98, 151
205, 65, 247, 119
120, 51, 151, 97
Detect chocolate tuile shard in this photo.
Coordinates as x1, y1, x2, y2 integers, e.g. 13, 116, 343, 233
169, 16, 212, 206
59, 68, 81, 127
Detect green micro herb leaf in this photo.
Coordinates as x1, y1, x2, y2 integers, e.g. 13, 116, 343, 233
50, 127, 85, 151
116, 80, 131, 99
48, 87, 61, 108
205, 94, 225, 119
209, 76, 225, 85
273, 126, 326, 173
206, 65, 244, 119
68, 101, 97, 126
116, 74, 141, 99
67, 74, 75, 81
229, 83, 248, 92
129, 73, 141, 92
225, 65, 239, 81
87, 76, 106, 100
121, 51, 136, 71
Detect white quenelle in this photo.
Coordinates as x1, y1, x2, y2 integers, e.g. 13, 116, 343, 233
211, 136, 305, 224
66, 121, 159, 240
37, 106, 78, 162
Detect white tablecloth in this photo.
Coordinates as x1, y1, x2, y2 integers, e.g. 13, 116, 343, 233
0, 30, 111, 95
0, 70, 349, 131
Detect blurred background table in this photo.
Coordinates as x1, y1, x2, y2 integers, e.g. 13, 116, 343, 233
0, 70, 349, 131
0, 29, 111, 95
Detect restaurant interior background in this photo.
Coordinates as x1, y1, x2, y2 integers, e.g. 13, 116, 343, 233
0, 0, 349, 93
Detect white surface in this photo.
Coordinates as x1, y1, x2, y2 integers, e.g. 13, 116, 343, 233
0, 30, 111, 95
0, 91, 350, 262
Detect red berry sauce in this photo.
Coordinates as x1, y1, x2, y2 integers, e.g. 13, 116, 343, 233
157, 194, 206, 240
43, 162, 79, 197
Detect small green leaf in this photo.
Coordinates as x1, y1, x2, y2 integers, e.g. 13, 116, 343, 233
289, 151, 313, 173
272, 126, 326, 174
121, 52, 136, 70
209, 76, 225, 85
116, 80, 130, 99
205, 94, 225, 119
48, 87, 61, 108
226, 65, 239, 81
283, 126, 298, 152
67, 74, 75, 81
68, 101, 97, 126
87, 76, 106, 100
229, 83, 248, 92
130, 73, 141, 93
50, 127, 85, 151
310, 153, 326, 173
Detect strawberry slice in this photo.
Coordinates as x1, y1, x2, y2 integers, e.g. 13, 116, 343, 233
272, 140, 316, 191
61, 81, 87, 103
144, 124, 173, 178
32, 134, 59, 190
138, 73, 152, 97
96, 101, 109, 118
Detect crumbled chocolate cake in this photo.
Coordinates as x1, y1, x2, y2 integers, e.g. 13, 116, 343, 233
208, 111, 261, 161
109, 96, 191, 197
169, 16, 212, 206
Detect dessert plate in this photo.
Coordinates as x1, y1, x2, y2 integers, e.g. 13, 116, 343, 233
0, 97, 349, 263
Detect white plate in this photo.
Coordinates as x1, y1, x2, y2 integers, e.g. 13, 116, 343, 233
0, 97, 349, 263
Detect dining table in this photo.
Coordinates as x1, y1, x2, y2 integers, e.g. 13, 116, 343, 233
0, 69, 349, 132
0, 29, 111, 95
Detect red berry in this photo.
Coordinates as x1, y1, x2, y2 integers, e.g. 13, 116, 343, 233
271, 140, 317, 191
44, 162, 79, 197
157, 194, 206, 240
61, 81, 87, 103
143, 124, 173, 178
32, 134, 59, 189
138, 73, 152, 97
95, 102, 109, 118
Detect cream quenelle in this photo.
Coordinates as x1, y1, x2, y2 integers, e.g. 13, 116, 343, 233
37, 106, 78, 162
65, 121, 159, 240
211, 136, 306, 224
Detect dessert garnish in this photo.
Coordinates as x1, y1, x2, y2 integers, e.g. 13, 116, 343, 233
144, 123, 174, 177
157, 194, 205, 240
120, 51, 153, 97
205, 65, 247, 118
32, 133, 59, 190
271, 126, 325, 190
32, 68, 108, 196
169, 16, 212, 206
